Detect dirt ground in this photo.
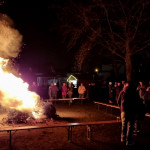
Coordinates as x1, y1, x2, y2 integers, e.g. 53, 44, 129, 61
0, 100, 150, 150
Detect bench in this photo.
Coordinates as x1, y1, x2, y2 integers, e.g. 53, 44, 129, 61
0, 120, 121, 150
43, 98, 74, 106
43, 98, 86, 105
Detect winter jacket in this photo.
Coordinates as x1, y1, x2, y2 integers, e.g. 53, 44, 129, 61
62, 85, 67, 96
78, 85, 86, 94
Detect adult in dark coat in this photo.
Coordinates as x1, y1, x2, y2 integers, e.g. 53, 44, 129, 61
117, 82, 138, 146
145, 83, 150, 112
116, 82, 122, 99
51, 83, 59, 99
30, 81, 38, 93
136, 81, 146, 103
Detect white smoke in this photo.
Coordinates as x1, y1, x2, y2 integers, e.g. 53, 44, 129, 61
0, 13, 23, 59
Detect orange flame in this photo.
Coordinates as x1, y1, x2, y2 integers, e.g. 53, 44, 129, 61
0, 57, 41, 117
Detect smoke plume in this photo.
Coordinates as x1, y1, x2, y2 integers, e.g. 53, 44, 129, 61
0, 13, 23, 59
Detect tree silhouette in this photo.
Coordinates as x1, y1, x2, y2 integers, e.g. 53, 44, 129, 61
49, 0, 150, 81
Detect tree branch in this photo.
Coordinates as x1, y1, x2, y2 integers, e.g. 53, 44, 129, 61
118, 0, 127, 18
132, 2, 144, 39
100, 40, 125, 60
132, 44, 150, 55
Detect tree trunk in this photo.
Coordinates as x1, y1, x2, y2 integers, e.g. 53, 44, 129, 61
112, 54, 119, 79
125, 41, 132, 81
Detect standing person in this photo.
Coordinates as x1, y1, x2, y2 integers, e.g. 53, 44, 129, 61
113, 81, 118, 104
145, 82, 150, 112
30, 81, 38, 93
61, 82, 67, 98
136, 81, 146, 104
67, 83, 73, 98
71, 82, 75, 97
116, 82, 122, 101
48, 83, 53, 99
133, 81, 148, 136
51, 83, 59, 99
117, 82, 138, 146
108, 81, 114, 103
134, 81, 146, 134
121, 80, 126, 89
134, 93, 145, 135
78, 83, 86, 98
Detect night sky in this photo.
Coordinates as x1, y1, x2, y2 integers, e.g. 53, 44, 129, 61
1, 0, 70, 74
1, 0, 150, 81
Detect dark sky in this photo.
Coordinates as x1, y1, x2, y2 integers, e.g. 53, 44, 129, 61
1, 0, 70, 74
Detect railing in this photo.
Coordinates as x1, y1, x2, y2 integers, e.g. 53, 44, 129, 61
94, 101, 150, 118
94, 101, 119, 110
0, 120, 121, 150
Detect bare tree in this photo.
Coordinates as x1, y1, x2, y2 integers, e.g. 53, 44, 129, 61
98, 0, 150, 81
49, 0, 150, 81
0, 0, 5, 5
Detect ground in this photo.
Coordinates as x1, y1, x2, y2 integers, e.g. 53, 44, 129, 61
0, 100, 150, 150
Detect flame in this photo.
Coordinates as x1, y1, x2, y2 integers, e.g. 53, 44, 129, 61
0, 57, 40, 117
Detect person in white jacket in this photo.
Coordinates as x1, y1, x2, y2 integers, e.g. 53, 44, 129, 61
78, 83, 86, 98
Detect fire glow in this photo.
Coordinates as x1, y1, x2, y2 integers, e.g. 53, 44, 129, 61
0, 57, 40, 116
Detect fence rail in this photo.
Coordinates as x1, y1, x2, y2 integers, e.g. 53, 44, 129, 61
0, 119, 121, 150
94, 101, 150, 118
43, 98, 86, 105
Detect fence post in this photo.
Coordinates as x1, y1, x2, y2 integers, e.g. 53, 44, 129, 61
9, 130, 12, 150
87, 125, 92, 141
68, 126, 72, 142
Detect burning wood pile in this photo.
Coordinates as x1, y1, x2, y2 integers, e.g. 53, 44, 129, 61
7, 109, 29, 124
2, 102, 57, 124
0, 15, 59, 125
0, 57, 58, 124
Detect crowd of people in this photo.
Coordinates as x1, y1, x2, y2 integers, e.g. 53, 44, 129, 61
108, 80, 150, 112
29, 79, 150, 146
47, 82, 86, 99
30, 80, 150, 113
